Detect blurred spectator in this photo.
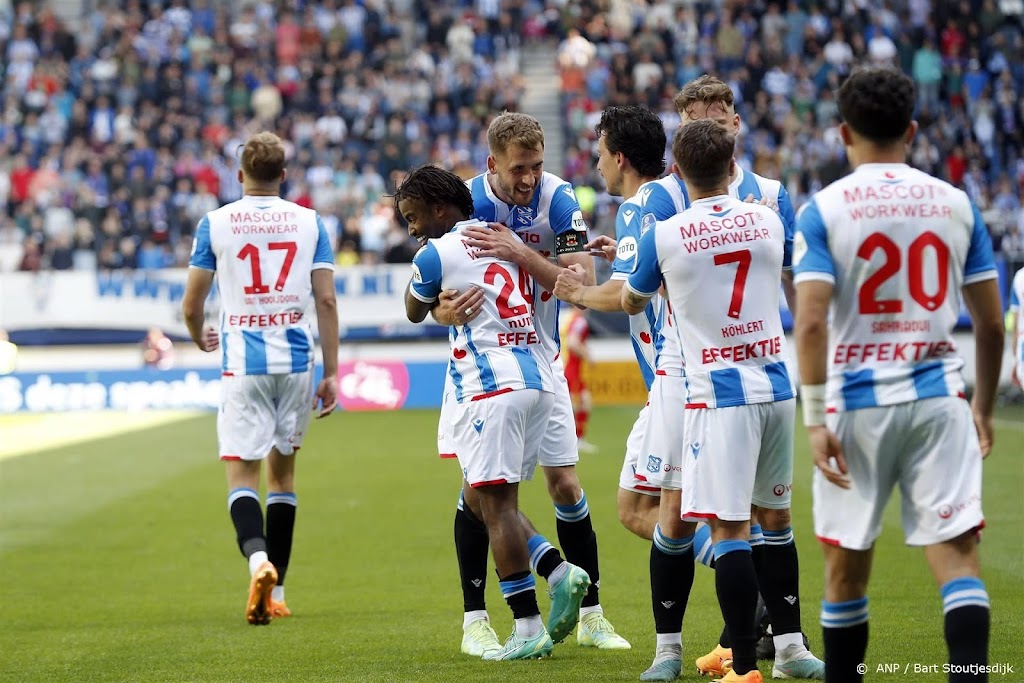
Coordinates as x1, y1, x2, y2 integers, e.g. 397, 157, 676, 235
141, 326, 175, 370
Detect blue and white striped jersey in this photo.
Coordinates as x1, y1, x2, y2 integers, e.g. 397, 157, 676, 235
189, 195, 334, 375
628, 195, 795, 408
793, 163, 998, 411
609, 189, 682, 390
636, 166, 798, 378
468, 171, 589, 362
410, 220, 554, 403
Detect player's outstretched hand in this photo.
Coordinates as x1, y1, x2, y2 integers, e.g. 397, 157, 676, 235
809, 426, 850, 489
971, 409, 994, 458
198, 325, 220, 352
744, 193, 779, 213
462, 222, 523, 262
313, 375, 338, 418
585, 235, 617, 262
433, 287, 484, 326
554, 264, 587, 304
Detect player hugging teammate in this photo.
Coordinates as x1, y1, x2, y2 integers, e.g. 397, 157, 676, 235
398, 68, 999, 683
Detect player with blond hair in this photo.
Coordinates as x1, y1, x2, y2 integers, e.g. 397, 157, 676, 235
183, 131, 338, 625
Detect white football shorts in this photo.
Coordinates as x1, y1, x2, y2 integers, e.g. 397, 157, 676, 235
439, 359, 579, 468
450, 388, 555, 487
813, 396, 984, 551
636, 374, 687, 489
218, 370, 314, 460
541, 364, 581, 467
618, 402, 662, 496
680, 399, 795, 522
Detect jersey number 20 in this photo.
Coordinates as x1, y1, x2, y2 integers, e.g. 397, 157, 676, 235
237, 242, 298, 295
857, 232, 949, 314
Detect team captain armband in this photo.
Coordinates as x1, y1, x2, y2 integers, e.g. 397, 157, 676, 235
555, 229, 586, 254
554, 210, 588, 255
801, 383, 827, 426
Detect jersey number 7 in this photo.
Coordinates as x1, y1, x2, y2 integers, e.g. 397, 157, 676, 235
237, 242, 298, 294
714, 249, 752, 319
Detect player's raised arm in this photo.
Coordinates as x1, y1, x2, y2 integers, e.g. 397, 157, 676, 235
461, 221, 564, 292
621, 228, 660, 315
552, 183, 595, 289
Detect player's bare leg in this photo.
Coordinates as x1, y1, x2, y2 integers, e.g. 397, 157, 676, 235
641, 489, 696, 681
265, 448, 296, 617
226, 458, 276, 625
754, 506, 823, 678
475, 482, 553, 660
617, 488, 660, 540
924, 530, 989, 683
543, 464, 629, 649
821, 543, 873, 683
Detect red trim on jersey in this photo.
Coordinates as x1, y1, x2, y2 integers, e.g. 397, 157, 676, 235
826, 407, 838, 414
683, 511, 718, 519
220, 455, 242, 461
439, 452, 457, 459
635, 484, 661, 492
471, 387, 514, 401
645, 401, 650, 407
957, 391, 967, 399
634, 474, 649, 482
471, 478, 509, 488
685, 402, 709, 409
656, 370, 667, 376
222, 372, 234, 377
553, 353, 560, 361
817, 535, 842, 547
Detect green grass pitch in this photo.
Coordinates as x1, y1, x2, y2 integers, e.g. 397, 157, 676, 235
1, 406, 1021, 682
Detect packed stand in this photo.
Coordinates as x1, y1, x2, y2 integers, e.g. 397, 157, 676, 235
558, 0, 1024, 274
0, 0, 530, 272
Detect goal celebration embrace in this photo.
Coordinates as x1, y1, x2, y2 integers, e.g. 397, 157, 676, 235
4, 3, 1021, 682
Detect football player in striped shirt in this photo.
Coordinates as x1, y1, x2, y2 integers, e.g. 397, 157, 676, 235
625, 120, 822, 683
637, 76, 820, 679
554, 104, 701, 681
182, 132, 339, 625
433, 112, 630, 653
794, 67, 1003, 683
401, 164, 591, 660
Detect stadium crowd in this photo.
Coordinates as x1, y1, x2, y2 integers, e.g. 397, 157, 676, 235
0, 0, 1022, 274
0, 0, 529, 271
558, 0, 1024, 269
